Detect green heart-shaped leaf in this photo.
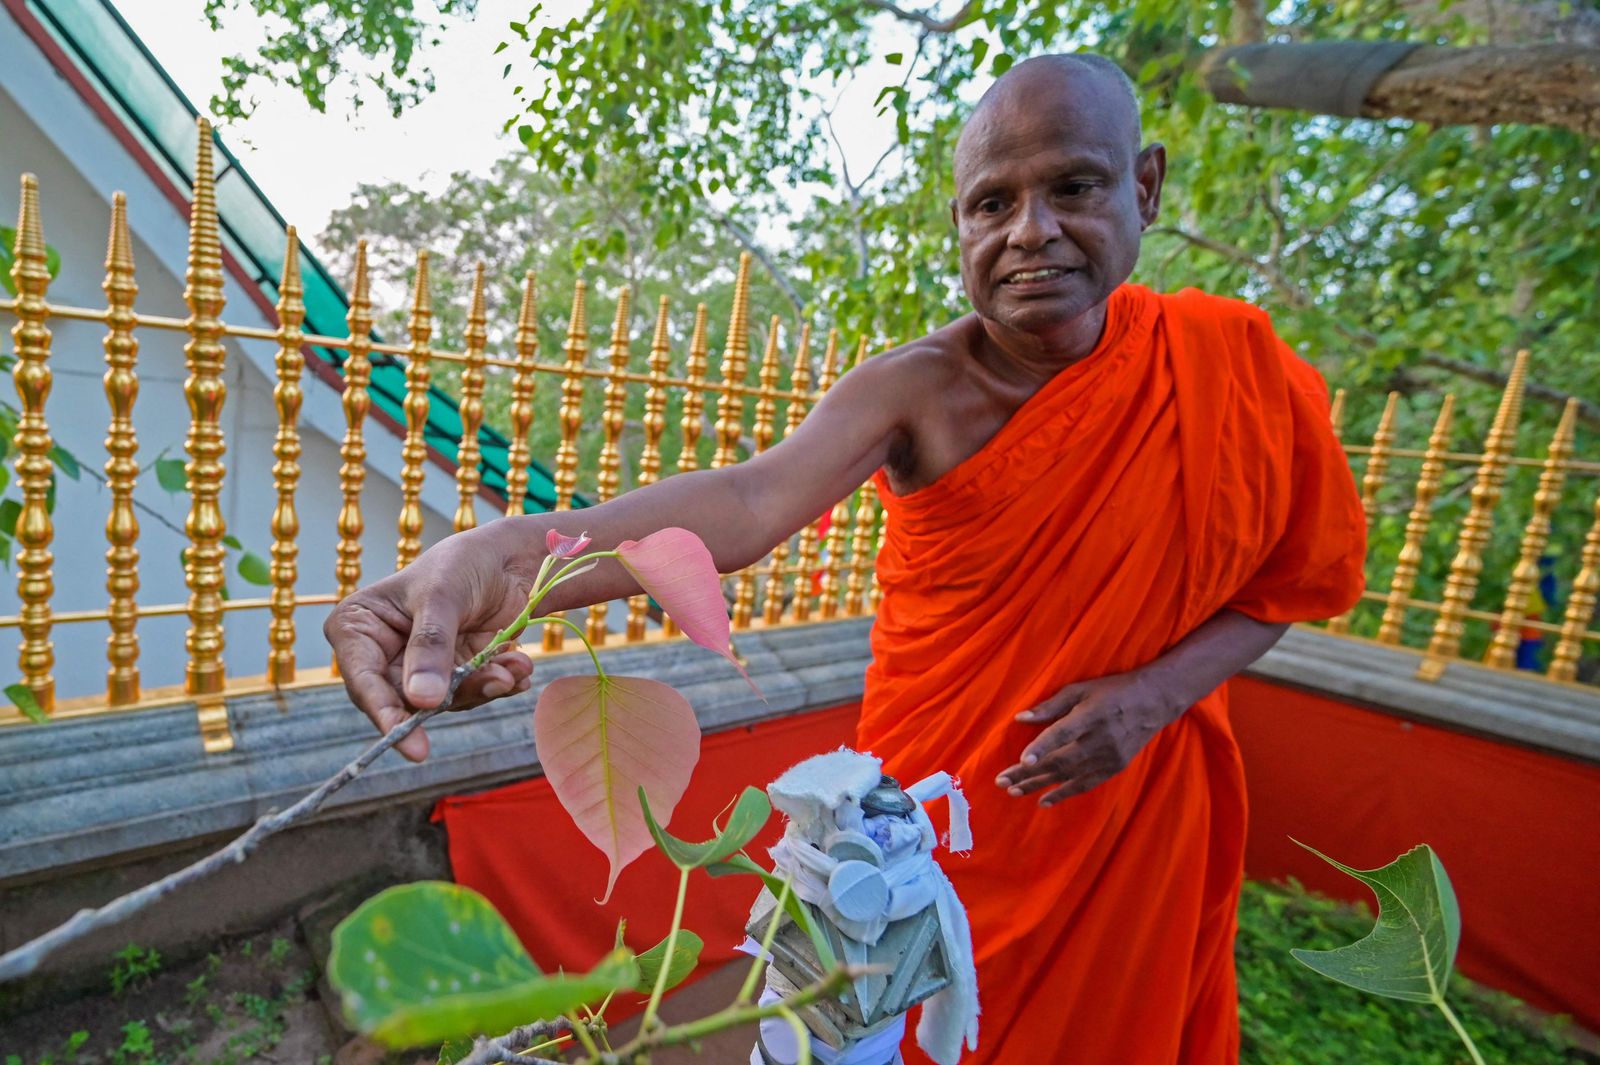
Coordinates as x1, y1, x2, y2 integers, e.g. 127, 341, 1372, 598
707, 854, 836, 971
632, 929, 703, 993
640, 785, 770, 871
328, 881, 635, 1048
1290, 841, 1461, 1005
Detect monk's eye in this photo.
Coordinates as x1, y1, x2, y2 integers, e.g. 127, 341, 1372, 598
976, 198, 1005, 216
1059, 182, 1094, 197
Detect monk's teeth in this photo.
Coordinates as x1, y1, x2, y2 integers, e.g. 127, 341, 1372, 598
1004, 268, 1068, 283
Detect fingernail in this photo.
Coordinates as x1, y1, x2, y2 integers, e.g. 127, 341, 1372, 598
1023, 754, 1038, 766
483, 679, 510, 698
995, 775, 1010, 787
1041, 799, 1055, 808
1008, 787, 1023, 797
407, 671, 446, 707
514, 677, 532, 694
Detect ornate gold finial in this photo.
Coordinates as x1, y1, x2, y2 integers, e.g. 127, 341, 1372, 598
677, 302, 711, 475
588, 286, 633, 646
1549, 489, 1600, 683
790, 328, 840, 623
845, 339, 879, 617
395, 250, 434, 570
102, 191, 141, 705
628, 295, 674, 641
713, 254, 753, 471
1328, 390, 1398, 635
1377, 395, 1455, 645
1329, 387, 1347, 441
10, 174, 56, 713
546, 278, 589, 652
454, 262, 490, 533
504, 271, 540, 516
764, 323, 812, 626
1486, 399, 1579, 669
183, 121, 231, 729
1420, 350, 1530, 680
268, 226, 306, 685
733, 317, 784, 629
336, 240, 374, 604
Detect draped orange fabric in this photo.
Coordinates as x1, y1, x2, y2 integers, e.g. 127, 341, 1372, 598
860, 284, 1365, 1064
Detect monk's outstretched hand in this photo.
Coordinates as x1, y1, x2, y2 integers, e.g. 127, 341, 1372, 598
996, 670, 1185, 807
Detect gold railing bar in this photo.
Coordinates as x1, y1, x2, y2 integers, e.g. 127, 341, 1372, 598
503, 271, 540, 517
394, 250, 434, 569
334, 242, 374, 606
1343, 444, 1600, 477
453, 262, 490, 533
588, 286, 633, 646
1550, 488, 1600, 682
267, 227, 306, 684
1377, 395, 1456, 645
0, 592, 343, 628
790, 328, 841, 624
1329, 390, 1399, 634
103, 191, 142, 706
1355, 588, 1598, 642
545, 278, 589, 652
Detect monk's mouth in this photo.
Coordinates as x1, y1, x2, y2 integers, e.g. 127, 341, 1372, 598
1000, 268, 1075, 287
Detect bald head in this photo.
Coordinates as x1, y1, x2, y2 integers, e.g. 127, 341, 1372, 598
956, 54, 1143, 187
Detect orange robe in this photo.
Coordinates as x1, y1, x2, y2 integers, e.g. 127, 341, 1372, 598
859, 284, 1365, 1064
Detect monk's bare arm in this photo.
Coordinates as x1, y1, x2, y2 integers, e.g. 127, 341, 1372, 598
324, 348, 924, 757
997, 610, 1287, 805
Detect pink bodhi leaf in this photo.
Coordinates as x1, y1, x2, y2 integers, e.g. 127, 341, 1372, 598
614, 528, 753, 686
534, 675, 701, 903
546, 529, 593, 558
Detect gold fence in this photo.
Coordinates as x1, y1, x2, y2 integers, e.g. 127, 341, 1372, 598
2, 120, 1598, 752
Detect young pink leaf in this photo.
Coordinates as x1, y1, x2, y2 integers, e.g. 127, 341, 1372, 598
615, 528, 748, 683
546, 529, 592, 558
533, 675, 701, 903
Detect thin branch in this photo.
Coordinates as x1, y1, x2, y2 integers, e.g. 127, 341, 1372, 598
459, 1020, 574, 1065
706, 208, 806, 318
0, 673, 474, 982
858, 0, 977, 34
1148, 223, 1600, 427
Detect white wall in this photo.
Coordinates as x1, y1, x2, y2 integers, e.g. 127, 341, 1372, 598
0, 14, 479, 700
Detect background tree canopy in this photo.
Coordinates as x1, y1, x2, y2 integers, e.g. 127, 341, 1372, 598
213, 0, 1598, 657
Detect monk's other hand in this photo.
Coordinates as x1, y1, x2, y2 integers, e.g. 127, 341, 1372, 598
996, 670, 1185, 806
323, 522, 543, 764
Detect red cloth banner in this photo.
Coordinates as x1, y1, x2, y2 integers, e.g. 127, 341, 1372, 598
1231, 675, 1600, 1033
432, 704, 860, 1019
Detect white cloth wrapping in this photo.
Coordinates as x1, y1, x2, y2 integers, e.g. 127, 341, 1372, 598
750, 749, 980, 1065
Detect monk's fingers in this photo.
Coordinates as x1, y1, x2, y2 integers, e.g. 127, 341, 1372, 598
326, 600, 430, 763
447, 651, 536, 710
1040, 772, 1113, 807
401, 593, 471, 710
1002, 742, 1091, 795
1017, 710, 1100, 768
1015, 683, 1091, 725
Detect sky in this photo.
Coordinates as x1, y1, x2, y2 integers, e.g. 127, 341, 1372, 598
109, 0, 911, 257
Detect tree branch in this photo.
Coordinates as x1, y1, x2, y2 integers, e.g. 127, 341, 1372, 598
858, 0, 977, 34
1148, 223, 1600, 427
460, 1019, 573, 1065
705, 209, 806, 318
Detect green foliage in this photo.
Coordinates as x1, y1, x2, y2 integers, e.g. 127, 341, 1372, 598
0, 224, 62, 297
631, 928, 704, 994
108, 944, 162, 997
327, 881, 635, 1048
1238, 880, 1583, 1064
6, 682, 45, 724
109, 1021, 154, 1065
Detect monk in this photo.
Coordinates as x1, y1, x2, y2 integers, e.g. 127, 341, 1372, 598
326, 53, 1366, 1063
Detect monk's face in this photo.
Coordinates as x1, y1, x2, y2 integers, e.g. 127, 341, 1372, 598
952, 68, 1164, 342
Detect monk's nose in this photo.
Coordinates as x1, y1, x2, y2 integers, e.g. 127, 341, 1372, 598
1007, 196, 1060, 251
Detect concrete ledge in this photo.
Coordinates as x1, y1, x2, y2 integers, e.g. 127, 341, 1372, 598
0, 618, 874, 885
1249, 626, 1600, 764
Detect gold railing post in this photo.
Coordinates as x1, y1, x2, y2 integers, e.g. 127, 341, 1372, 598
845, 340, 879, 617
182, 121, 230, 750
268, 227, 305, 685
677, 303, 711, 479
734, 318, 783, 627
335, 242, 374, 605
1377, 395, 1455, 644
1549, 490, 1600, 683
454, 263, 489, 532
10, 174, 55, 713
1485, 399, 1579, 669
819, 339, 868, 620
504, 271, 540, 517
588, 287, 632, 646
1328, 387, 1347, 441
628, 295, 673, 642
395, 250, 434, 569
712, 254, 753, 472
790, 329, 840, 623
763, 323, 811, 626
1328, 390, 1398, 634
545, 279, 589, 652
1419, 350, 1529, 680
102, 192, 141, 705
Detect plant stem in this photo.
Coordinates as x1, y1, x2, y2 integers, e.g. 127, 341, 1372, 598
1437, 999, 1487, 1065
637, 967, 852, 1050
545, 615, 606, 677
566, 1013, 602, 1059
778, 1005, 812, 1065
737, 876, 794, 1006
641, 866, 691, 1031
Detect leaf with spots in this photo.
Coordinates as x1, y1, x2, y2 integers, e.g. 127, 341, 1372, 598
534, 675, 701, 903
327, 881, 636, 1048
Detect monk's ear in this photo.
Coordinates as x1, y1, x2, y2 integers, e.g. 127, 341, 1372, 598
949, 196, 959, 229
1134, 143, 1166, 229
